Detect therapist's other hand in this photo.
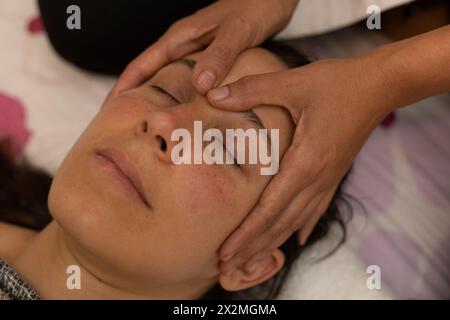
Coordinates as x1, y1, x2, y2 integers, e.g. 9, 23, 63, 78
207, 55, 395, 274
111, 0, 299, 96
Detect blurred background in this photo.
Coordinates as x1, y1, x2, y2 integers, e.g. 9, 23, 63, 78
0, 0, 449, 299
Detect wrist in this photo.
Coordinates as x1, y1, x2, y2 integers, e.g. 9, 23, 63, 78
350, 50, 398, 125
356, 39, 416, 117
359, 25, 450, 113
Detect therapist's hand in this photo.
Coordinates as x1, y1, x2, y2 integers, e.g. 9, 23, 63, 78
207, 54, 396, 274
111, 0, 299, 96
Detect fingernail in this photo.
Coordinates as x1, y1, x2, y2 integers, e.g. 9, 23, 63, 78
197, 70, 216, 92
221, 253, 234, 262
209, 86, 229, 101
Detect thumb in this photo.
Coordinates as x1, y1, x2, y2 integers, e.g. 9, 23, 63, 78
207, 71, 290, 111
112, 40, 172, 96
112, 17, 215, 97
192, 18, 259, 95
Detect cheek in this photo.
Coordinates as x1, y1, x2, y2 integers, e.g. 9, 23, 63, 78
180, 166, 242, 217
166, 165, 256, 251
185, 167, 234, 210
48, 112, 162, 279
49, 146, 172, 285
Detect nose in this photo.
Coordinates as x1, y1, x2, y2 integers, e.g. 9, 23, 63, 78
135, 111, 178, 164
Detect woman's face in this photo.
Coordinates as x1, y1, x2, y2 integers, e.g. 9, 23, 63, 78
48, 48, 295, 297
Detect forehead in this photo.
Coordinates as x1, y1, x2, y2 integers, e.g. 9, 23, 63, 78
142, 47, 295, 153
187, 47, 289, 87
182, 48, 294, 153
207, 48, 293, 152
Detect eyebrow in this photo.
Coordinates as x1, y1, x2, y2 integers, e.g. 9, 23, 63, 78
170, 59, 272, 147
173, 58, 196, 70
241, 110, 264, 130
241, 110, 271, 148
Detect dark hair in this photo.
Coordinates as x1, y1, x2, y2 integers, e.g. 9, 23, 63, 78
0, 40, 352, 300
0, 140, 52, 230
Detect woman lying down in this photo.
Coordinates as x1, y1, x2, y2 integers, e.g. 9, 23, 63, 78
0, 41, 351, 300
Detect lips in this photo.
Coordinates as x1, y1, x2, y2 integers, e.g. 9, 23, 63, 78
95, 147, 151, 208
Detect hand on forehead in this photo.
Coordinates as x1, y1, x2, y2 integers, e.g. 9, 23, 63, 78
137, 47, 295, 154
187, 47, 289, 87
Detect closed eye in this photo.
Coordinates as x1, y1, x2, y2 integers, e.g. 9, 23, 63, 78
222, 143, 240, 168
150, 85, 180, 104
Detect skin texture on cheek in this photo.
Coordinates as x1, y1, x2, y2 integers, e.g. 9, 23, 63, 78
180, 165, 239, 216
170, 163, 252, 259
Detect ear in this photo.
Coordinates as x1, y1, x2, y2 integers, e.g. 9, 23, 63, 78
219, 249, 285, 292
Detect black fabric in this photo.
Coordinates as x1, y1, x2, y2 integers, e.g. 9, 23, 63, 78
38, 0, 215, 75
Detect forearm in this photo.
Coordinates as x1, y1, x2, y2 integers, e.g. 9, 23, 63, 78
363, 25, 450, 113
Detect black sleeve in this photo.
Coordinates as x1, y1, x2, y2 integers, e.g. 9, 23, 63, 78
38, 0, 215, 75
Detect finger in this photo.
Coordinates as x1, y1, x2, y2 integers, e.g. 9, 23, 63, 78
192, 17, 259, 94
218, 110, 320, 262
298, 189, 336, 245
284, 189, 325, 232
298, 211, 323, 246
112, 38, 195, 95
222, 184, 323, 266
208, 67, 310, 123
223, 189, 324, 274
220, 224, 294, 276
218, 155, 310, 262
218, 141, 318, 262
207, 71, 296, 112
249, 189, 319, 254
235, 191, 321, 272
112, 19, 216, 96
293, 192, 327, 244
226, 204, 310, 275
241, 226, 296, 274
